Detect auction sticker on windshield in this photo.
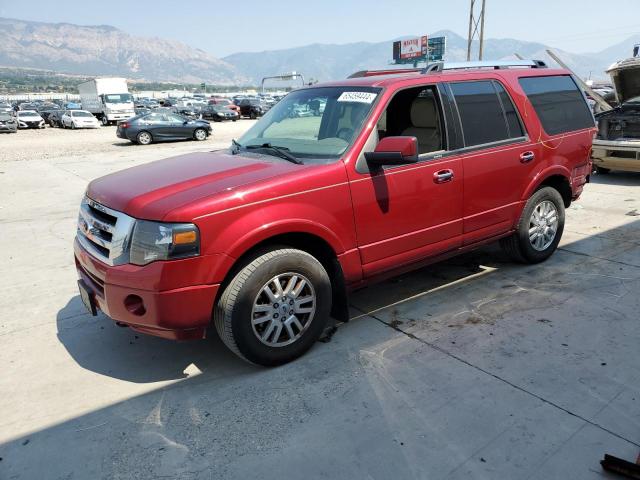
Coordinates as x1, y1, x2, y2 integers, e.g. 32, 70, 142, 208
337, 92, 377, 103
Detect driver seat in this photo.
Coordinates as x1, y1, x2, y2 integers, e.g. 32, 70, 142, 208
401, 97, 441, 154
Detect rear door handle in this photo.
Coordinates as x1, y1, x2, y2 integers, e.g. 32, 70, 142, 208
520, 151, 535, 163
434, 169, 454, 183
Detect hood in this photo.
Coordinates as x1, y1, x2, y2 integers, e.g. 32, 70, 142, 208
86, 150, 307, 221
607, 57, 640, 104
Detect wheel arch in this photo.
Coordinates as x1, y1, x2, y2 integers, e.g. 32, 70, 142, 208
523, 167, 572, 208
216, 231, 349, 323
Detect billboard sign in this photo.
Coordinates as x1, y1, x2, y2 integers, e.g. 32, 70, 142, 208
394, 36, 428, 60
393, 36, 446, 64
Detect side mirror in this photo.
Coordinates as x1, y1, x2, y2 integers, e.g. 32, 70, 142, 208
364, 136, 419, 167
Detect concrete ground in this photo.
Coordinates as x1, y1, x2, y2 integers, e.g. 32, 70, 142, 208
1, 124, 639, 479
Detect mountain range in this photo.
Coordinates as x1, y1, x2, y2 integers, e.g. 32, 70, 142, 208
1, 17, 638, 86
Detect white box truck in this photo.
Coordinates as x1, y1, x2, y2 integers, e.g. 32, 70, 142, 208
77, 78, 135, 126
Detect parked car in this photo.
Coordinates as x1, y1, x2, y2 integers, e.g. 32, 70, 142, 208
0, 112, 17, 133
16, 110, 45, 129
62, 110, 100, 129
40, 108, 63, 125
592, 56, 640, 173
200, 104, 239, 122
116, 111, 211, 145
134, 107, 152, 116
18, 102, 39, 111
236, 98, 266, 119
208, 97, 241, 115
46, 110, 65, 128
0, 102, 13, 113
174, 106, 201, 120
75, 60, 595, 366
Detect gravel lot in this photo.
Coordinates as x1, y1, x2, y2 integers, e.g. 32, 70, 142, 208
1, 124, 639, 479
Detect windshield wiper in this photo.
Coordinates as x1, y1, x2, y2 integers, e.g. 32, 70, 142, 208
231, 138, 242, 154
244, 143, 304, 165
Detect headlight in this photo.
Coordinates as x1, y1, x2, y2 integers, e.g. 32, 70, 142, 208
217, 113, 224, 117
129, 220, 200, 266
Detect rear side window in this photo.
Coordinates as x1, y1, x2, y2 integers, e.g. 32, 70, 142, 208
450, 81, 523, 147
494, 83, 524, 138
519, 76, 593, 135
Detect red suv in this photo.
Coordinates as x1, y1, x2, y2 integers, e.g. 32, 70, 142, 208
75, 60, 595, 365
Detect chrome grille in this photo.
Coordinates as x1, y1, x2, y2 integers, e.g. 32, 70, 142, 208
77, 197, 135, 266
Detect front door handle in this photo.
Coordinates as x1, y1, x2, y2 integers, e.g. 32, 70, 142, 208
520, 151, 535, 163
434, 169, 454, 184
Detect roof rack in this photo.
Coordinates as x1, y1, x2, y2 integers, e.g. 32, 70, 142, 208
421, 59, 548, 73
348, 68, 422, 78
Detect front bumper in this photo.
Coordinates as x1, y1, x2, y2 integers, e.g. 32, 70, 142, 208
106, 113, 135, 121
74, 239, 220, 340
18, 121, 44, 129
592, 139, 640, 172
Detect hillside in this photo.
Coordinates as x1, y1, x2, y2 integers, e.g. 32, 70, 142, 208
224, 30, 639, 83
0, 17, 246, 85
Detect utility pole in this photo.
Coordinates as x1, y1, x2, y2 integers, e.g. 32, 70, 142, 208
466, 0, 487, 61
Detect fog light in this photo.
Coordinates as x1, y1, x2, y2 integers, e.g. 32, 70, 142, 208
124, 295, 146, 316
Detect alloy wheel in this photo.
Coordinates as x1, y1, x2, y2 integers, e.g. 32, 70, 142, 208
528, 200, 559, 251
251, 273, 316, 347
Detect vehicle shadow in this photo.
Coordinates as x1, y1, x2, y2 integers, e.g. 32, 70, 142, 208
55, 247, 505, 385
591, 170, 640, 186
56, 296, 256, 383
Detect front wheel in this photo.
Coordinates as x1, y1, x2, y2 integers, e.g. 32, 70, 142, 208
101, 116, 109, 126
71, 122, 76, 130
500, 186, 565, 264
214, 248, 332, 366
194, 128, 207, 141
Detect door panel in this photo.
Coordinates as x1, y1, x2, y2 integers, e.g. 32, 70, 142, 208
349, 157, 463, 276
461, 141, 538, 244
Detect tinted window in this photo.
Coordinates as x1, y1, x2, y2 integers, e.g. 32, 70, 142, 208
519, 76, 593, 135
450, 81, 510, 146
494, 82, 524, 138
142, 113, 167, 124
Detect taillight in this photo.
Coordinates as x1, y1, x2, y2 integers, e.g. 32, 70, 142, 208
120, 122, 129, 128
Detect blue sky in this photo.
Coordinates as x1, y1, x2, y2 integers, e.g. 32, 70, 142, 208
1, 0, 638, 57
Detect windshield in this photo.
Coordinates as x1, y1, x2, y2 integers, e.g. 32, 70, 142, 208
18, 111, 39, 117
236, 86, 380, 161
72, 111, 93, 117
104, 94, 133, 104
0, 113, 12, 120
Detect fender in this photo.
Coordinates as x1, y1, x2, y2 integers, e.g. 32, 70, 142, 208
521, 164, 571, 201
202, 218, 348, 286
226, 218, 347, 260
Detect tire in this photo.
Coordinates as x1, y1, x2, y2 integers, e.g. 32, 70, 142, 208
136, 131, 153, 145
595, 166, 611, 174
214, 248, 332, 366
500, 186, 565, 264
101, 116, 109, 126
194, 128, 207, 141
71, 122, 76, 130
250, 111, 257, 120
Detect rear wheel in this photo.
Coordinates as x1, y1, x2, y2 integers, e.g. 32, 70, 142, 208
250, 111, 257, 120
136, 131, 153, 145
101, 116, 109, 126
194, 128, 207, 141
500, 186, 565, 264
214, 248, 331, 366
